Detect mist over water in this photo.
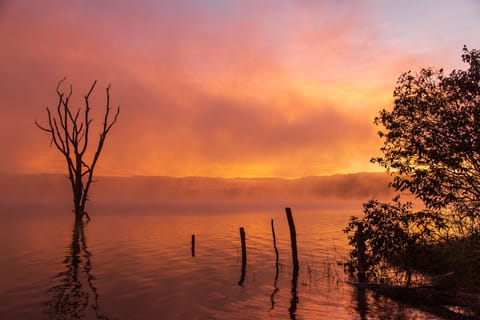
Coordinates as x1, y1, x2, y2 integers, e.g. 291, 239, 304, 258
0, 173, 442, 319
0, 173, 394, 212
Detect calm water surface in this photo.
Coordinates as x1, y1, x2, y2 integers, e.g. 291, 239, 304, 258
0, 205, 444, 319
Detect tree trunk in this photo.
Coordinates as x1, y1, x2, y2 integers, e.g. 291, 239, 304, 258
73, 181, 83, 218
73, 154, 84, 219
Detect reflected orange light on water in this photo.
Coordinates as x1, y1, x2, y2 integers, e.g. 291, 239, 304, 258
0, 204, 449, 319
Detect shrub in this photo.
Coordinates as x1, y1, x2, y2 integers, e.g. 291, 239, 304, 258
344, 197, 445, 287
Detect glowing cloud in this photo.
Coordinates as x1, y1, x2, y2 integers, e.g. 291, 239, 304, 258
1, 0, 479, 177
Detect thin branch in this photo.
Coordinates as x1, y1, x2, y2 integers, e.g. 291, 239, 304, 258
56, 77, 67, 96
35, 119, 52, 132
85, 80, 97, 98
79, 81, 96, 156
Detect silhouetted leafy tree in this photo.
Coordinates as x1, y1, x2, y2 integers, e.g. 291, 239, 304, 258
374, 46, 480, 223
36, 79, 119, 220
345, 47, 480, 286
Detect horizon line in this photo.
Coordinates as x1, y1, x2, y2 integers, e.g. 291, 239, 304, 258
0, 170, 387, 180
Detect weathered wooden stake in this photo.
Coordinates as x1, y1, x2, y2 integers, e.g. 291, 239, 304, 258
191, 234, 195, 257
285, 207, 299, 273
355, 224, 366, 283
271, 219, 280, 272
238, 227, 247, 286
270, 219, 280, 311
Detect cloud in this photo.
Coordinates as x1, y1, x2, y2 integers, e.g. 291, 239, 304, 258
1, 0, 478, 177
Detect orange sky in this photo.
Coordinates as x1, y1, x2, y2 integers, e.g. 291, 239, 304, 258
1, 1, 479, 178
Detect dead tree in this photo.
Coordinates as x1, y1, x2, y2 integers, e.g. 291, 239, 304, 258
36, 78, 120, 221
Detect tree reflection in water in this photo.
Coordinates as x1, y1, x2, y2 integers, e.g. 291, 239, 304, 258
44, 219, 108, 319
354, 286, 368, 320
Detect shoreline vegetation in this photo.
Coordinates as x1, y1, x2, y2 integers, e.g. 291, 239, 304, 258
345, 209, 480, 319
343, 47, 480, 319
352, 282, 479, 320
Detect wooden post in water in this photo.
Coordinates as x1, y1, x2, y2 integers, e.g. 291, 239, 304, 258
285, 207, 299, 273
191, 234, 195, 257
238, 227, 247, 286
286, 208, 300, 318
240, 227, 247, 265
270, 219, 280, 311
355, 224, 366, 283
271, 219, 279, 272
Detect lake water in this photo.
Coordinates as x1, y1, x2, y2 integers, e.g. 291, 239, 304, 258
0, 204, 445, 319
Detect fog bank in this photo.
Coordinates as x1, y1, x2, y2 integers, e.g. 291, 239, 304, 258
0, 173, 393, 213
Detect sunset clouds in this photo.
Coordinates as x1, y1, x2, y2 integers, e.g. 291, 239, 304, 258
1, 0, 479, 177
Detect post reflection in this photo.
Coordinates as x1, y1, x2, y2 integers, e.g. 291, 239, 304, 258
288, 268, 299, 319
269, 258, 279, 311
44, 219, 108, 319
